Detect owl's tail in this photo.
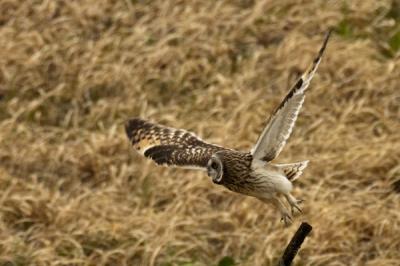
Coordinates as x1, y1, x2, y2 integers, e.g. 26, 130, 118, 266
274, 160, 309, 181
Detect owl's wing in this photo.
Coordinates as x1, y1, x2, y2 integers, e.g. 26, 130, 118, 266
125, 118, 225, 170
251, 31, 331, 162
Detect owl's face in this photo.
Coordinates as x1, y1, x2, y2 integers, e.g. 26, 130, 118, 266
207, 154, 223, 184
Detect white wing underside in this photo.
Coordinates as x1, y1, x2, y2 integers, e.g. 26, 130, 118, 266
251, 93, 305, 161
251, 31, 331, 162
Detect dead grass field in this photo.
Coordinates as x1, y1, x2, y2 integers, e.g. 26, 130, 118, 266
0, 0, 399, 265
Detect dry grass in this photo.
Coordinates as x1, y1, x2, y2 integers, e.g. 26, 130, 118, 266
0, 0, 399, 265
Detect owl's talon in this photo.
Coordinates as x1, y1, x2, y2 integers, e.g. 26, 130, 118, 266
285, 195, 303, 215
281, 213, 292, 226
291, 202, 302, 215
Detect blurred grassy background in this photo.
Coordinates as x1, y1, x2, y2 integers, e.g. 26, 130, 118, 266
0, 0, 399, 265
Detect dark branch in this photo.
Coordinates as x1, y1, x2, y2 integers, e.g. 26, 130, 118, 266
278, 222, 313, 266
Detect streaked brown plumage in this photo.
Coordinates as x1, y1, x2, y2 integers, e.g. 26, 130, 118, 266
125, 31, 331, 225
125, 118, 227, 168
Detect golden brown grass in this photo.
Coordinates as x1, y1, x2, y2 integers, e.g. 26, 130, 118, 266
0, 0, 399, 265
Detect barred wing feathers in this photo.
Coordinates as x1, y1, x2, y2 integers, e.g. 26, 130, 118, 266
125, 118, 226, 169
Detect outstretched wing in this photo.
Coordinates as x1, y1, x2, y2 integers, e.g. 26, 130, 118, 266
251, 30, 331, 162
125, 118, 226, 169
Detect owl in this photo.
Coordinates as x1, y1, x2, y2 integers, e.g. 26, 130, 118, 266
125, 31, 331, 225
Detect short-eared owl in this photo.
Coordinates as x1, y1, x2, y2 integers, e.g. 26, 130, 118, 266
126, 31, 331, 225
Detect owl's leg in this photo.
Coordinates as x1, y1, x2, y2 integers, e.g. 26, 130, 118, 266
284, 193, 303, 215
260, 196, 292, 226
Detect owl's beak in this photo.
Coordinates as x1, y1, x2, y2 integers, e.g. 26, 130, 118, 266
212, 176, 219, 184
212, 173, 223, 184
207, 161, 223, 184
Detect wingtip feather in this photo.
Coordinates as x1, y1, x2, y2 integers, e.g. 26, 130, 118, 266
299, 30, 332, 91
317, 29, 332, 60
125, 118, 146, 140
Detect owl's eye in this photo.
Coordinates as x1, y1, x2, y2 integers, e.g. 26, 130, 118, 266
211, 161, 218, 169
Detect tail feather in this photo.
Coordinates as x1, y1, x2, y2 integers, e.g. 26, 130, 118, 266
274, 160, 309, 181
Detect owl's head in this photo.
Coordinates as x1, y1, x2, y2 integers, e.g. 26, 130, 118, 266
207, 154, 224, 184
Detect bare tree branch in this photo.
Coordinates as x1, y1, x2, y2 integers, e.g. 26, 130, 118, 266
278, 222, 313, 266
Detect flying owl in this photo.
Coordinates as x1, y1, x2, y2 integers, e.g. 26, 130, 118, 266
125, 31, 331, 225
